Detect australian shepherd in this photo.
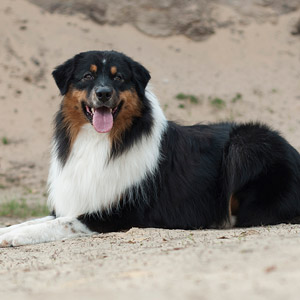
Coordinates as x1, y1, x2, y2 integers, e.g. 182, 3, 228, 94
1, 50, 300, 247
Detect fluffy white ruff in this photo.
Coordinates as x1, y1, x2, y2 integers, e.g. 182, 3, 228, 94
0, 217, 92, 247
48, 89, 167, 217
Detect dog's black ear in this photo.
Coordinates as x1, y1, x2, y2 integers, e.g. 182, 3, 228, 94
130, 59, 151, 95
52, 57, 75, 95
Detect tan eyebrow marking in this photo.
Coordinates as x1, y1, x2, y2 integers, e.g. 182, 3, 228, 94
90, 64, 97, 72
110, 66, 117, 75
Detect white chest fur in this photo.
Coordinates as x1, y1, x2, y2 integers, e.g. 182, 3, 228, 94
47, 90, 167, 217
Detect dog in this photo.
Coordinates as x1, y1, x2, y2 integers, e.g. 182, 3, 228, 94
1, 50, 300, 247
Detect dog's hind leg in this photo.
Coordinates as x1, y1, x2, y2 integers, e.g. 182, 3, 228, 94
0, 216, 55, 236
0, 217, 93, 247
223, 123, 300, 227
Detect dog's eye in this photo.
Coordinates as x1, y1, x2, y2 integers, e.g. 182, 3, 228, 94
114, 74, 123, 81
82, 73, 94, 81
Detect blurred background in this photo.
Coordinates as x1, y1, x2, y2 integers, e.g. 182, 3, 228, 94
0, 0, 299, 218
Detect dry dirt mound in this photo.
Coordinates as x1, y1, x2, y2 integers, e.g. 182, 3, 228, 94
29, 0, 300, 40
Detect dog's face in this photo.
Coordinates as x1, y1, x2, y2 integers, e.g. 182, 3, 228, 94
52, 51, 151, 141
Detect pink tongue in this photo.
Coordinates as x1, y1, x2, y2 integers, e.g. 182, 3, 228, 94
92, 107, 113, 133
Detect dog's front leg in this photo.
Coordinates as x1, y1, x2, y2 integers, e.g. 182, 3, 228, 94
0, 216, 55, 236
0, 217, 93, 247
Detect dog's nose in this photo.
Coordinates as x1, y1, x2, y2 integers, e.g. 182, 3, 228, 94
95, 86, 113, 102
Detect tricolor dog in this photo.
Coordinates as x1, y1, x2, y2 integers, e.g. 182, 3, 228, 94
1, 50, 300, 247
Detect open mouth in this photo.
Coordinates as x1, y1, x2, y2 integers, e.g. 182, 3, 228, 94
82, 101, 123, 133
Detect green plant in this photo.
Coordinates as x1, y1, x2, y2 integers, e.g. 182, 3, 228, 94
210, 97, 226, 109
178, 104, 185, 109
189, 95, 199, 104
0, 198, 49, 218
176, 93, 188, 100
231, 93, 242, 103
2, 137, 8, 145
175, 93, 199, 104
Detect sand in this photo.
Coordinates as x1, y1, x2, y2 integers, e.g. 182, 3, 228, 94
1, 225, 300, 300
0, 0, 300, 299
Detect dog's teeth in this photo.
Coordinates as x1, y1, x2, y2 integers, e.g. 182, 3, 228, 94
91, 108, 95, 114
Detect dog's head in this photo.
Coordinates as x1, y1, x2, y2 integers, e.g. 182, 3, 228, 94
52, 51, 151, 139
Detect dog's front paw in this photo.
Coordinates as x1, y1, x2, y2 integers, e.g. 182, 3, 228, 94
0, 234, 15, 247
0, 231, 34, 247
0, 233, 20, 247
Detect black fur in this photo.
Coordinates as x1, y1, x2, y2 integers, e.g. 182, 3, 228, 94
52, 57, 76, 95
52, 106, 72, 166
52, 50, 300, 232
78, 121, 300, 231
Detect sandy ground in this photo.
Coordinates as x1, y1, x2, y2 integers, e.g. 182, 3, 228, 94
1, 225, 300, 300
0, 0, 300, 299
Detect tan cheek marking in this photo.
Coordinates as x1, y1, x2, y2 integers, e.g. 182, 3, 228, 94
111, 66, 117, 75
90, 64, 97, 73
109, 89, 141, 145
62, 88, 88, 149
